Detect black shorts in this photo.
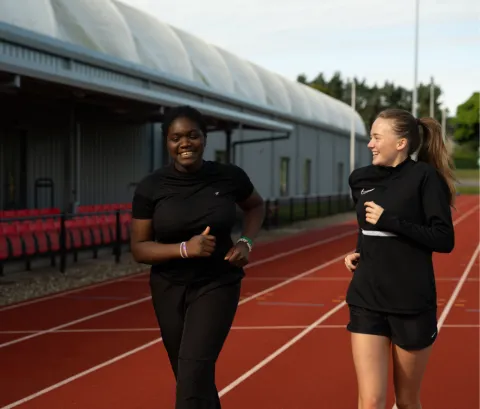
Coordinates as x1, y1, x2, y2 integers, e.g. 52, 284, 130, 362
346, 304, 438, 351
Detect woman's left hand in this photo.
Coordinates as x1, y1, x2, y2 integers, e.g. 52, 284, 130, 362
224, 242, 250, 267
364, 201, 384, 225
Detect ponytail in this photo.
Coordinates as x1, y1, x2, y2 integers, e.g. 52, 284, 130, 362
417, 117, 457, 206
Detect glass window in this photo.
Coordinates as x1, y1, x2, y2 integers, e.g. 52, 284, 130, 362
280, 157, 290, 197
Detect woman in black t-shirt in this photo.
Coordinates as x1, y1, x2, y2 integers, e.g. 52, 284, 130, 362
130, 105, 265, 408
344, 108, 456, 409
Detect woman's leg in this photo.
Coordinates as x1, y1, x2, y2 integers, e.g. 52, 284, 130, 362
149, 274, 187, 379
391, 345, 432, 409
351, 333, 391, 409
347, 305, 392, 409
389, 309, 437, 409
176, 279, 241, 409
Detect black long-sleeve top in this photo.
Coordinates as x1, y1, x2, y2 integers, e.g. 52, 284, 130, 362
346, 157, 455, 314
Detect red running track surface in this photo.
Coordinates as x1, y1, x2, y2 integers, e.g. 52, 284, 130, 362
0, 195, 478, 409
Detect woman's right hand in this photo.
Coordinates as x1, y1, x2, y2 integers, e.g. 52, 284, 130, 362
186, 226, 216, 257
344, 252, 360, 272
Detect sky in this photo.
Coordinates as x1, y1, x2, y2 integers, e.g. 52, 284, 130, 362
119, 0, 479, 115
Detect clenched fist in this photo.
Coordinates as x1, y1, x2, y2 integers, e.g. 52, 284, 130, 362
186, 226, 216, 257
224, 241, 250, 267
344, 252, 360, 272
364, 201, 384, 225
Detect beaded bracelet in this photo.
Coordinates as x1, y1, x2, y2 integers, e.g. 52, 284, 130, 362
237, 236, 253, 252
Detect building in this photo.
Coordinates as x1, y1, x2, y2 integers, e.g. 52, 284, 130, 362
0, 0, 370, 213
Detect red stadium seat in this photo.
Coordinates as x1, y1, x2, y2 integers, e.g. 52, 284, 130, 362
2, 225, 23, 258
29, 224, 50, 255
16, 224, 36, 257
0, 235, 9, 260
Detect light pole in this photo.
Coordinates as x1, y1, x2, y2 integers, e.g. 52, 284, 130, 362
412, 0, 419, 117
350, 77, 356, 176
430, 76, 434, 117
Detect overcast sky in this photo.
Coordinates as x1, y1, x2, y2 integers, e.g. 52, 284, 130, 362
120, 0, 478, 114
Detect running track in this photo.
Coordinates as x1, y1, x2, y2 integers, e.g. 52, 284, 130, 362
0, 195, 478, 409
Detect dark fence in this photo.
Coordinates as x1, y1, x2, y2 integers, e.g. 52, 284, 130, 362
0, 194, 353, 274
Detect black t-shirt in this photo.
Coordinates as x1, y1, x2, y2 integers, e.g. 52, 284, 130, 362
346, 157, 455, 314
131, 160, 254, 285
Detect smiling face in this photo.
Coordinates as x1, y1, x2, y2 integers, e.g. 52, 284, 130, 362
368, 117, 409, 167
166, 116, 206, 172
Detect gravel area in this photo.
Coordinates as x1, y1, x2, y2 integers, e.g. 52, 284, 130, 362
0, 212, 355, 307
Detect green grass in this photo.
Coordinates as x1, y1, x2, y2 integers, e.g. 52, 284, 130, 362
455, 168, 479, 180
457, 185, 479, 195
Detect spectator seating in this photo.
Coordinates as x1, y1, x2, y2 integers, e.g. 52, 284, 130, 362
0, 194, 352, 275
0, 204, 132, 274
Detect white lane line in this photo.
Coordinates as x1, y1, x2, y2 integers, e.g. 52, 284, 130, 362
1, 323, 477, 336
0, 297, 151, 349
242, 229, 355, 269
0, 270, 149, 312
218, 302, 347, 397
391, 242, 480, 409
0, 325, 344, 334
437, 243, 480, 331
452, 204, 479, 225
0, 337, 163, 409
238, 253, 349, 306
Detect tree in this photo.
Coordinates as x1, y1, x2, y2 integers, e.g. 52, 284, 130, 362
452, 92, 479, 149
297, 72, 447, 133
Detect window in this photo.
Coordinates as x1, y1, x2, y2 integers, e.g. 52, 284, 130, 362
303, 159, 311, 195
280, 157, 289, 197
215, 150, 226, 164
337, 162, 344, 193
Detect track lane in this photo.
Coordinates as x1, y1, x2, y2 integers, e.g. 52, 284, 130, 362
421, 239, 480, 409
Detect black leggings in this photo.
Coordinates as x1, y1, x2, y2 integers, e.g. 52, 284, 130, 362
150, 274, 241, 409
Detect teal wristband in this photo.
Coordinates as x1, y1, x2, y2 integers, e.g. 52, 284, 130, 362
237, 236, 253, 252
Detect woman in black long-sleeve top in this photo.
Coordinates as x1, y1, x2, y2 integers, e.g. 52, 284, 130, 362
130, 105, 265, 408
343, 108, 456, 409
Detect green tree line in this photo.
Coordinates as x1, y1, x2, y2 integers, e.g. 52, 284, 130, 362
297, 72, 479, 156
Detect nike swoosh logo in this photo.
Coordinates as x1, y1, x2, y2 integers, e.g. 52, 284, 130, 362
361, 188, 375, 195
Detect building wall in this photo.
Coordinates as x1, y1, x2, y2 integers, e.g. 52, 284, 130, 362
203, 123, 370, 201
1, 97, 370, 212
0, 103, 70, 211
78, 120, 152, 206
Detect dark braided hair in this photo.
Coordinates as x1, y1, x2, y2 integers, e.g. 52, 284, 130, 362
161, 105, 208, 139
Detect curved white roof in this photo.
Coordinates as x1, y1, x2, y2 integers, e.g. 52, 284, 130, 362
0, 0, 366, 136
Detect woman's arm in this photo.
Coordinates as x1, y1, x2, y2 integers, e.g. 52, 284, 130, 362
130, 219, 184, 265
237, 189, 265, 242
130, 220, 217, 265
373, 169, 455, 253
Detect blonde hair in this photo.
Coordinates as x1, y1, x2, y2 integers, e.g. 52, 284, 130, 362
376, 108, 457, 206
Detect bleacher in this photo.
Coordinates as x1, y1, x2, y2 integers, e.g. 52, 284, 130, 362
0, 194, 352, 275
0, 204, 132, 275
